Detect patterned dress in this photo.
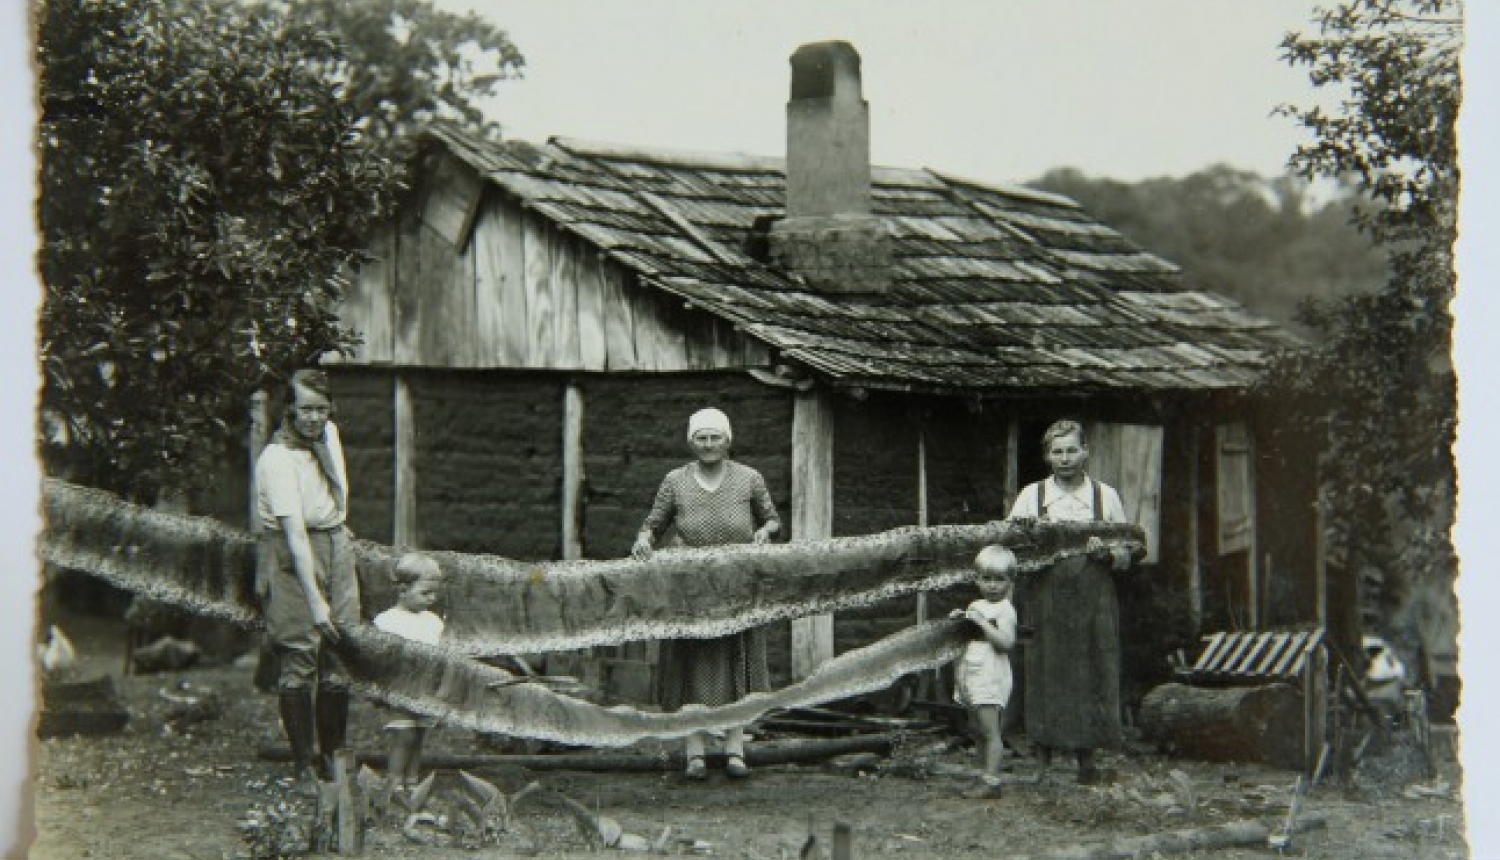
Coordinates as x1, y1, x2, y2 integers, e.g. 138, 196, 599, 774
640, 461, 780, 709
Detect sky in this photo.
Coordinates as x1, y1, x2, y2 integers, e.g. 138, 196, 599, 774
2, 2, 1500, 856
433, 0, 1342, 184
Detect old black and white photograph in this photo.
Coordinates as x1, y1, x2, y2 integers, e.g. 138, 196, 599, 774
4, 1, 1498, 858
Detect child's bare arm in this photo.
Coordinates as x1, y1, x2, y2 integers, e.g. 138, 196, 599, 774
965, 611, 1016, 651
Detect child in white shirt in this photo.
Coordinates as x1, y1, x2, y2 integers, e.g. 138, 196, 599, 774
372, 552, 445, 788
950, 545, 1019, 799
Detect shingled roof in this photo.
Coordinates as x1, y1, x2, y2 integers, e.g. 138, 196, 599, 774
425, 123, 1301, 396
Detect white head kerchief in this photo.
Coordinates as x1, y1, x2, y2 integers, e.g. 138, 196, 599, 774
687, 408, 732, 443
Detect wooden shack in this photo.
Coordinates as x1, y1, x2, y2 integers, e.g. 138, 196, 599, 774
326, 42, 1318, 702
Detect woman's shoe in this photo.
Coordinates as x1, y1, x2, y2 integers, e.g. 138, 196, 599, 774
725, 755, 750, 779
684, 756, 707, 781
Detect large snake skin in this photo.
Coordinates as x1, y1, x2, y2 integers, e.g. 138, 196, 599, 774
38, 478, 1146, 745
40, 479, 1146, 655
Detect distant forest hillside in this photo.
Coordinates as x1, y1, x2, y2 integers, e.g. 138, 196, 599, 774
1028, 166, 1387, 338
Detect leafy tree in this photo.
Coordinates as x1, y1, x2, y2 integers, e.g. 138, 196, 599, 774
1273, 0, 1460, 664
37, 0, 523, 503
1030, 166, 1386, 334
263, 0, 524, 157
36, 0, 404, 501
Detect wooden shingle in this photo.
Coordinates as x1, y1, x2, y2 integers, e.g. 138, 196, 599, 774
422, 125, 1301, 394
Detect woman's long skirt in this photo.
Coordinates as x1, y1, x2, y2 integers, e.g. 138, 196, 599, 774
657, 628, 770, 711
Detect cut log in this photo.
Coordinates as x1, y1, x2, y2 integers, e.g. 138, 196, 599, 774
36, 674, 129, 738
1006, 812, 1326, 860
261, 732, 913, 773
1139, 682, 1305, 770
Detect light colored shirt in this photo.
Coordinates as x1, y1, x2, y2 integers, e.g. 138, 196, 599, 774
255, 422, 347, 531
1008, 476, 1127, 524
373, 606, 445, 646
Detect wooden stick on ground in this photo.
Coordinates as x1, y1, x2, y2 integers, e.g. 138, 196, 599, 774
260, 731, 921, 773
1004, 813, 1328, 860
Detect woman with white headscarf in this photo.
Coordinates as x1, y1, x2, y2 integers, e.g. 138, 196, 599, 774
632, 407, 780, 780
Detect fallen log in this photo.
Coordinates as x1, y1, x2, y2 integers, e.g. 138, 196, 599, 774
1006, 812, 1327, 860
260, 732, 913, 773
40, 478, 1144, 655
1138, 682, 1305, 771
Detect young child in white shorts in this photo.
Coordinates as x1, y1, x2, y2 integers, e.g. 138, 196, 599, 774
950, 545, 1019, 799
372, 552, 446, 789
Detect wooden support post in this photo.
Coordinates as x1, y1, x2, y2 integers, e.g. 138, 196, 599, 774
1246, 427, 1260, 629
248, 390, 271, 532
1003, 417, 1020, 511
915, 427, 929, 624
561, 382, 584, 561
915, 427, 934, 701
1314, 493, 1328, 628
1186, 426, 1202, 634
1304, 644, 1329, 777
791, 389, 835, 680
394, 374, 418, 547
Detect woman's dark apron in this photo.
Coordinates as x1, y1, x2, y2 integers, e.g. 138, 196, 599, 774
1019, 479, 1123, 751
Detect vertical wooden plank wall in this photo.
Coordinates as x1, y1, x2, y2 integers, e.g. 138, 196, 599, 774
576, 251, 609, 368
477, 197, 528, 366
523, 216, 557, 368
791, 389, 836, 679
599, 266, 638, 370
1215, 422, 1258, 627
1089, 422, 1164, 563
462, 196, 764, 374
554, 238, 582, 367
347, 226, 395, 363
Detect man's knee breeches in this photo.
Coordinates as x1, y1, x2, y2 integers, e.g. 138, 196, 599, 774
275, 642, 351, 693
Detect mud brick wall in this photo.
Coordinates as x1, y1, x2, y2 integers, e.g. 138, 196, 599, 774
579, 373, 793, 560
828, 395, 1016, 656
329, 368, 397, 545
580, 372, 794, 687
407, 370, 563, 560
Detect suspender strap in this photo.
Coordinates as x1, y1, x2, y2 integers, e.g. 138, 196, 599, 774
1034, 478, 1104, 521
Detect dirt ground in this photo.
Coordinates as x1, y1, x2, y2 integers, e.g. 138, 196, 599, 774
25, 612, 1469, 860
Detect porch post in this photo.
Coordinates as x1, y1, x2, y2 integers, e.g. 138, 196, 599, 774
561, 382, 585, 560
394, 373, 418, 547
1187, 426, 1202, 633
915, 427, 929, 623
1003, 416, 1020, 510
791, 388, 835, 679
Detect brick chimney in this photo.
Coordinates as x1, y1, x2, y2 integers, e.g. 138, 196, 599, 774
768, 41, 892, 295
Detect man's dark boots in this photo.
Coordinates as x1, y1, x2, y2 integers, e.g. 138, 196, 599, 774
278, 691, 319, 780
315, 687, 351, 779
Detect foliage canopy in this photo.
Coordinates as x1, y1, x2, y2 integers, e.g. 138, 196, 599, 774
36, 0, 521, 502
1273, 0, 1460, 650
